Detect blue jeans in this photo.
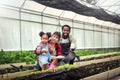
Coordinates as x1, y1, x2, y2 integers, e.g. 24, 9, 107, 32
36, 61, 42, 70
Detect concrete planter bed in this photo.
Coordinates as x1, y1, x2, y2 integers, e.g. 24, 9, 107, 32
0, 63, 36, 75
11, 56, 120, 80
75, 52, 120, 62
0, 52, 119, 75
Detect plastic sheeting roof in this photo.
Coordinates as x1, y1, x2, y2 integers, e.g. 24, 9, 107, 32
33, 0, 120, 24
0, 0, 120, 28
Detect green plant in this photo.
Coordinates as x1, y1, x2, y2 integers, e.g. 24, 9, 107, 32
0, 49, 37, 64
75, 49, 120, 56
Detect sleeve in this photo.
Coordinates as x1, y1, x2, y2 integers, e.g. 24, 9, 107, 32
57, 44, 62, 56
34, 45, 42, 56
70, 35, 76, 50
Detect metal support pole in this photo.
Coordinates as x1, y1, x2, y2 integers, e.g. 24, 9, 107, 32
19, 0, 27, 51
72, 14, 77, 36
57, 11, 64, 31
41, 7, 47, 31
83, 22, 85, 50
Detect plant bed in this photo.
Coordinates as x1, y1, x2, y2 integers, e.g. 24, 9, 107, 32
0, 63, 36, 75
76, 49, 120, 56
0, 49, 120, 80
0, 50, 37, 65
0, 70, 35, 80
0, 51, 119, 75
13, 58, 120, 80
75, 52, 120, 62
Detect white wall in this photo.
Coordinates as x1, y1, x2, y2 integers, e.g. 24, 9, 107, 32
0, 4, 120, 51
0, 18, 20, 51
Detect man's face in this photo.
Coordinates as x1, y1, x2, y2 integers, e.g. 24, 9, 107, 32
62, 26, 70, 37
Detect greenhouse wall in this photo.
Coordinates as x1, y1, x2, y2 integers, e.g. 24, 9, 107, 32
0, 2, 120, 51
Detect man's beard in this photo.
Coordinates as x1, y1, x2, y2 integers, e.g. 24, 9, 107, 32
62, 34, 69, 39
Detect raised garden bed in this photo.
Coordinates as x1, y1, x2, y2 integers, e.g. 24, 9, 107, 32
0, 63, 36, 75
0, 49, 120, 80
76, 49, 120, 56
0, 52, 119, 75
78, 52, 120, 61
14, 59, 120, 80
9, 56, 120, 80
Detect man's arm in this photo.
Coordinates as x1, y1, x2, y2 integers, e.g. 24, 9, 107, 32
69, 35, 76, 51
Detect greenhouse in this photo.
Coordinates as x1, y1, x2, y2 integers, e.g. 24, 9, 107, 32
0, 0, 120, 80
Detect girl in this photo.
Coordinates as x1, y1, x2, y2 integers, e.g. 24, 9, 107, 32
35, 31, 56, 70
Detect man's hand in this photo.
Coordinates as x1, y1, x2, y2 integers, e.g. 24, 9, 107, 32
71, 48, 75, 51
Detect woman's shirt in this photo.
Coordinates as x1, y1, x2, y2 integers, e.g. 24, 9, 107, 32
48, 41, 62, 56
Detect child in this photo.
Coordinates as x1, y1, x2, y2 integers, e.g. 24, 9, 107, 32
36, 31, 56, 70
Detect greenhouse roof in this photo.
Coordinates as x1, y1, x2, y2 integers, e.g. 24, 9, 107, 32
0, 0, 120, 29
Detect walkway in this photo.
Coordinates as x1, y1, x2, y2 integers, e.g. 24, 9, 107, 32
109, 76, 120, 80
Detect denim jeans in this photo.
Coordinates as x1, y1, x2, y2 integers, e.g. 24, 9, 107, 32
36, 61, 42, 70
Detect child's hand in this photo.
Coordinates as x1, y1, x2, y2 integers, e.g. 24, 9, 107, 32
42, 49, 48, 53
44, 50, 48, 53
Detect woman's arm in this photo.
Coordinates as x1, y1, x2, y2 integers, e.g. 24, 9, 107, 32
57, 44, 62, 56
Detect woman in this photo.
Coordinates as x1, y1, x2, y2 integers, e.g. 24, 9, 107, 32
35, 31, 62, 70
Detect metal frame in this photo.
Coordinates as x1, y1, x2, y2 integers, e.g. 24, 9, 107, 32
0, 1, 120, 50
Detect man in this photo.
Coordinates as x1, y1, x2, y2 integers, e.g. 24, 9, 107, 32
60, 25, 76, 64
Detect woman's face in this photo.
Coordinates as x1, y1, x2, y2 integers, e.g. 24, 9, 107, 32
51, 34, 59, 43
41, 34, 48, 44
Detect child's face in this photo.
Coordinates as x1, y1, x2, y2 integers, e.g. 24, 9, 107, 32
41, 34, 48, 44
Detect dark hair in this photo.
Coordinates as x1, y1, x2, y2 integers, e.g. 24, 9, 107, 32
62, 25, 71, 31
46, 32, 51, 38
39, 31, 51, 38
53, 31, 61, 40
